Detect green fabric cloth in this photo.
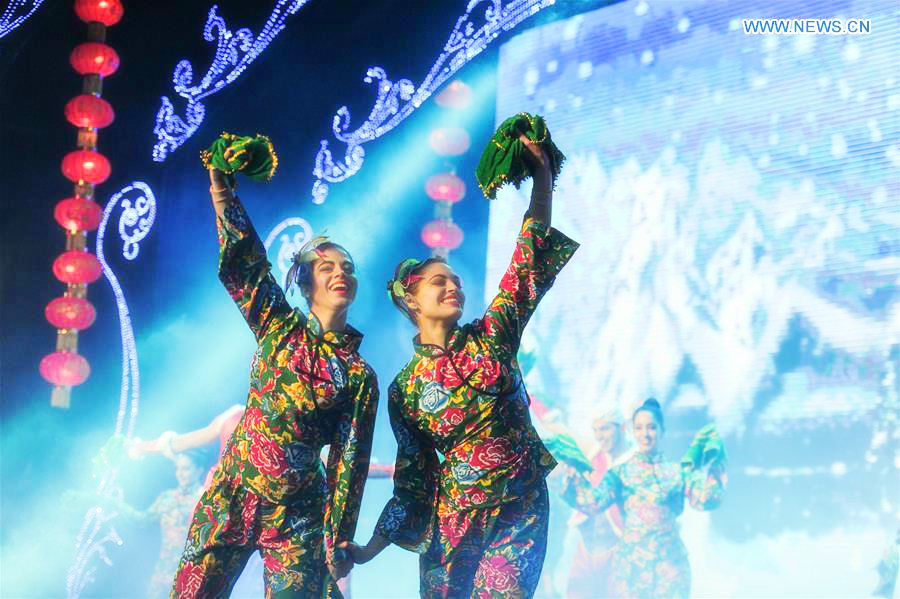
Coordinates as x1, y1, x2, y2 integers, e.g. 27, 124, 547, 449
201, 132, 279, 182
544, 433, 592, 472
681, 423, 726, 470
475, 112, 565, 200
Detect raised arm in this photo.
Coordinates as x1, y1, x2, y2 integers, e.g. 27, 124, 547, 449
209, 168, 291, 341
323, 368, 380, 570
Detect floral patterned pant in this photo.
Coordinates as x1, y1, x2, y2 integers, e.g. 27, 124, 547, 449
421, 481, 549, 599
170, 474, 340, 599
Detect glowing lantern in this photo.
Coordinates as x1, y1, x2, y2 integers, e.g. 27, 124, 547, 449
429, 127, 470, 156
434, 80, 473, 110
70, 42, 120, 77
53, 250, 103, 284
74, 0, 124, 26
61, 149, 111, 184
39, 351, 91, 386
421, 220, 464, 250
54, 197, 104, 233
65, 95, 115, 129
425, 173, 466, 204
45, 297, 97, 330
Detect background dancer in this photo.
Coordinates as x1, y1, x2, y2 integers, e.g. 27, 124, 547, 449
562, 398, 727, 598
349, 116, 578, 598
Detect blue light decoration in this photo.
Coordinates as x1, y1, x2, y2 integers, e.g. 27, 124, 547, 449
263, 216, 314, 279
152, 1, 312, 162
310, 0, 556, 203
0, 0, 45, 39
66, 182, 157, 599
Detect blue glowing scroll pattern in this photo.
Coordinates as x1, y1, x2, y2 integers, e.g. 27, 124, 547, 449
311, 0, 556, 203
66, 182, 157, 599
263, 216, 314, 290
0, 0, 44, 39
152, 1, 312, 162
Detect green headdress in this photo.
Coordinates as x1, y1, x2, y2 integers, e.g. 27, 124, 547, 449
475, 112, 565, 200
200, 132, 279, 182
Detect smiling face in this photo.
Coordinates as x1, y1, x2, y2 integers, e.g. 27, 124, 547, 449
305, 246, 357, 313
406, 261, 465, 326
174, 455, 201, 489
593, 419, 622, 454
632, 410, 662, 454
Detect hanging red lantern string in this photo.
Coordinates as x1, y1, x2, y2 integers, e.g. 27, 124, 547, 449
69, 42, 119, 77
45, 297, 97, 330
40, 351, 91, 386
425, 173, 466, 204
65, 95, 115, 129
74, 0, 123, 26
421, 220, 464, 250
54, 197, 104, 233
52, 250, 103, 284
61, 149, 111, 184
429, 127, 471, 156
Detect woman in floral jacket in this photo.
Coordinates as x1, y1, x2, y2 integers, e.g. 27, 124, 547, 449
170, 168, 379, 599
562, 399, 727, 598
349, 136, 578, 598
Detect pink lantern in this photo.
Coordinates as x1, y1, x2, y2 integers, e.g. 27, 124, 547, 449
74, 0, 124, 26
65, 95, 115, 129
54, 197, 103, 233
39, 351, 91, 386
428, 127, 470, 156
421, 220, 464, 250
434, 80, 473, 110
70, 42, 120, 77
61, 149, 111, 184
425, 173, 466, 204
53, 250, 103, 284
45, 297, 97, 330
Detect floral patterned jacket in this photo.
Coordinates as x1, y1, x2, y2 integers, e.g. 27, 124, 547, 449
375, 217, 578, 551
214, 199, 379, 555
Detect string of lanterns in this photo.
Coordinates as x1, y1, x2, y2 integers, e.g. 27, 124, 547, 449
41, 0, 123, 407
422, 80, 472, 256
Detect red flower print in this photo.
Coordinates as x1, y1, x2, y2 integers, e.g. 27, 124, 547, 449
243, 407, 266, 431
435, 353, 476, 389
249, 433, 287, 478
478, 358, 503, 388
470, 438, 514, 470
478, 555, 517, 592
438, 408, 466, 436
175, 562, 205, 598
438, 514, 469, 548
465, 487, 488, 506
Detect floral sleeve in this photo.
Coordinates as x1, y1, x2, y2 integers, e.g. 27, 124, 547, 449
683, 462, 727, 511
480, 217, 578, 356
374, 382, 440, 553
323, 368, 380, 558
216, 198, 292, 341
561, 467, 621, 514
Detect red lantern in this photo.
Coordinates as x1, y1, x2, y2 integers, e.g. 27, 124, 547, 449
53, 250, 103, 284
425, 173, 466, 204
65, 95, 115, 129
54, 197, 104, 233
39, 351, 91, 386
70, 42, 120, 77
428, 127, 471, 156
421, 220, 464, 250
61, 150, 111, 184
434, 80, 473, 110
74, 0, 124, 26
45, 297, 97, 330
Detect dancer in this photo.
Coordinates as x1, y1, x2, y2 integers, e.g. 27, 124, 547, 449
562, 399, 727, 598
540, 404, 631, 598
171, 134, 379, 599
350, 118, 578, 598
